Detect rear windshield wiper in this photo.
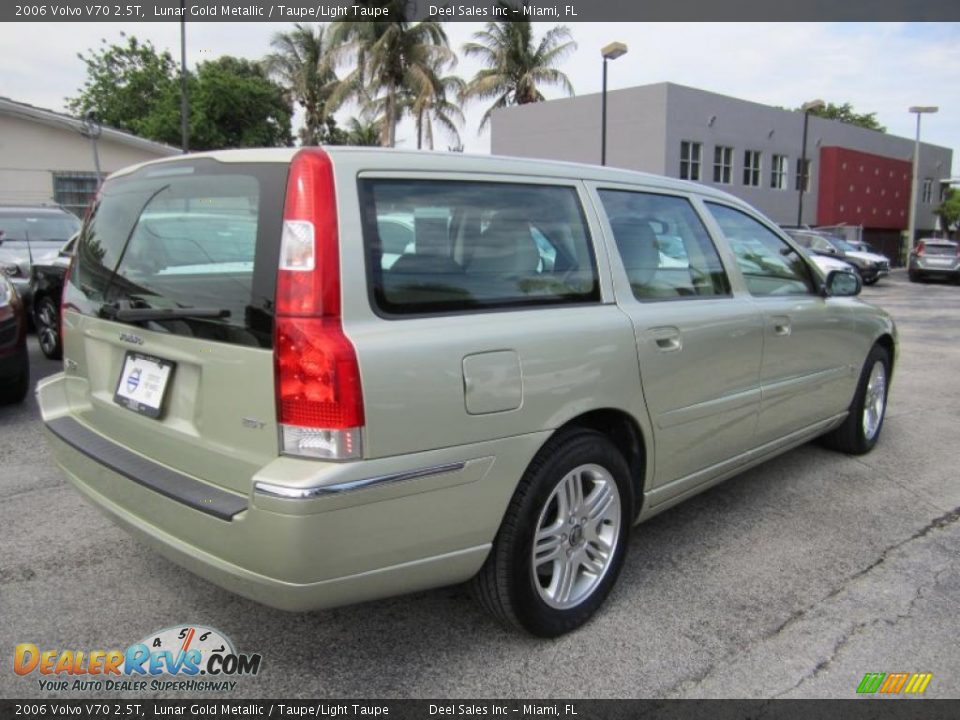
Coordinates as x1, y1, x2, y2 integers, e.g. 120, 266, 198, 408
99, 301, 230, 323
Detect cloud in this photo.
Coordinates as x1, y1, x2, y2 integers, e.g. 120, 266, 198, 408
1, 21, 956, 173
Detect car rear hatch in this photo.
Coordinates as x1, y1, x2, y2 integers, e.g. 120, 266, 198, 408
60, 156, 290, 496
918, 242, 958, 266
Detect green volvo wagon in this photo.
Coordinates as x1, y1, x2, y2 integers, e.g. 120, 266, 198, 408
38, 148, 896, 636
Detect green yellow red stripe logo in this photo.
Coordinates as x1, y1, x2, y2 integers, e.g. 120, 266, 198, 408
857, 672, 932, 694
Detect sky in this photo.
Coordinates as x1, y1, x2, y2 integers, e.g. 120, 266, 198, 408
2, 22, 958, 174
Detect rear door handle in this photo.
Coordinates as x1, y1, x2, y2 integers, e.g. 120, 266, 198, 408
650, 326, 682, 352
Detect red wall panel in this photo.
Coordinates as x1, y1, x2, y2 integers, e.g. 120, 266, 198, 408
817, 147, 911, 229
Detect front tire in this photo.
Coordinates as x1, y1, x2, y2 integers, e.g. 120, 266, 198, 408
821, 344, 890, 455
470, 430, 632, 637
34, 295, 62, 360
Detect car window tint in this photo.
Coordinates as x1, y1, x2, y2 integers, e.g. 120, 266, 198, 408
0, 214, 81, 243
359, 180, 599, 315
705, 203, 815, 296
597, 190, 730, 300
72, 160, 286, 348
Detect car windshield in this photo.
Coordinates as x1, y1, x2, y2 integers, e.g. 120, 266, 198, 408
0, 213, 81, 243
829, 238, 857, 252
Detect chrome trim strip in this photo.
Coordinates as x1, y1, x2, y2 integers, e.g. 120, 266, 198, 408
254, 461, 468, 500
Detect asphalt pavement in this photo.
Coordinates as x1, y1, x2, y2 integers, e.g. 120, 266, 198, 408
1, 269, 958, 699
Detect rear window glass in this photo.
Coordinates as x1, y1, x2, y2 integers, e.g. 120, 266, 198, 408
0, 213, 80, 243
922, 243, 956, 256
359, 179, 600, 315
70, 159, 286, 348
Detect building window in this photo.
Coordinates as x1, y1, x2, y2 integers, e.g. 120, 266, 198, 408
679, 141, 702, 181
713, 146, 733, 184
742, 150, 761, 187
921, 178, 933, 204
795, 159, 811, 193
53, 172, 103, 218
770, 155, 788, 190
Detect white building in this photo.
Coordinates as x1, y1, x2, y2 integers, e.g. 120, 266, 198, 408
0, 97, 178, 216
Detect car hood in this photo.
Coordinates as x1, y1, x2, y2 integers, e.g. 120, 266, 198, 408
844, 250, 887, 264
810, 255, 855, 273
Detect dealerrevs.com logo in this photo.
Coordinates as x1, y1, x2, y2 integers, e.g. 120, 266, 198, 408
14, 625, 262, 693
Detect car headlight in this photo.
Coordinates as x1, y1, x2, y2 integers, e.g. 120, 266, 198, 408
0, 277, 13, 307
0, 263, 24, 279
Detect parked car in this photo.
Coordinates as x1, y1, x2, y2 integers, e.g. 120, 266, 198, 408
785, 229, 889, 285
908, 238, 960, 283
796, 245, 858, 277
0, 276, 29, 405
847, 240, 884, 257
29, 234, 77, 360
0, 205, 82, 310
38, 149, 896, 637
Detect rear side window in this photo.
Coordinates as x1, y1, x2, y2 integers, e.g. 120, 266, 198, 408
71, 159, 286, 348
359, 179, 599, 315
706, 203, 815, 296
597, 190, 730, 300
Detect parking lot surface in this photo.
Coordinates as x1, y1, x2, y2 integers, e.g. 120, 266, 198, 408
1, 270, 958, 699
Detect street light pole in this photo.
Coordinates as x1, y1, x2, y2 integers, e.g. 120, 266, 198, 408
600, 42, 627, 167
601, 57, 608, 166
796, 99, 825, 227
906, 106, 938, 259
180, 0, 189, 154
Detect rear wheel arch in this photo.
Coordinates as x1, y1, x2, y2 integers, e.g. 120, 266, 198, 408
550, 409, 648, 521
874, 333, 895, 375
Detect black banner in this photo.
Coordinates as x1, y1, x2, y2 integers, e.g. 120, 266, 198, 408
4, 0, 960, 23
2, 700, 960, 720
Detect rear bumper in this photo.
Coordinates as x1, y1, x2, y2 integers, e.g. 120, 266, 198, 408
910, 264, 960, 278
37, 372, 547, 611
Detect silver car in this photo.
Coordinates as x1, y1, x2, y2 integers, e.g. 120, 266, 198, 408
908, 238, 959, 283
38, 149, 896, 637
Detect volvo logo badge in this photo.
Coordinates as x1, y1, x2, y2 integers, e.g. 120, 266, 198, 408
119, 332, 144, 345
126, 368, 142, 394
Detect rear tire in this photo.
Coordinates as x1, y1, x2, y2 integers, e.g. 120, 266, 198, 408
470, 429, 632, 637
0, 349, 29, 405
908, 271, 920, 283
820, 344, 890, 455
34, 295, 63, 361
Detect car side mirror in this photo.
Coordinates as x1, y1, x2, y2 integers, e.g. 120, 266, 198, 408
824, 270, 861, 297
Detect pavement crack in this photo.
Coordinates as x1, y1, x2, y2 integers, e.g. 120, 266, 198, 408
771, 505, 960, 638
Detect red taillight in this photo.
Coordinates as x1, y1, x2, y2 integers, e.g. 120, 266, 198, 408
274, 148, 364, 460
916, 242, 925, 257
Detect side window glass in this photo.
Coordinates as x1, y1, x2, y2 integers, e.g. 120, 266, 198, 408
597, 190, 730, 301
706, 203, 815, 296
360, 180, 600, 315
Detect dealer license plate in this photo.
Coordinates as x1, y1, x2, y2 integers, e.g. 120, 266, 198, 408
113, 352, 175, 418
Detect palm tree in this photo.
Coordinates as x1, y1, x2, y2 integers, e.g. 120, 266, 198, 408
263, 24, 338, 145
412, 72, 465, 150
345, 117, 381, 146
328, 4, 455, 147
462, 16, 576, 133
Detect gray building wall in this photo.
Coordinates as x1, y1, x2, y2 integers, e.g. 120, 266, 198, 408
491, 82, 952, 234
0, 97, 178, 209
